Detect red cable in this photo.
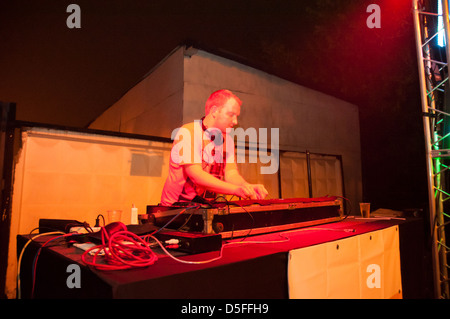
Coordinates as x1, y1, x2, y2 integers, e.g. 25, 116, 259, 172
31, 233, 73, 298
30, 224, 159, 297
81, 223, 158, 271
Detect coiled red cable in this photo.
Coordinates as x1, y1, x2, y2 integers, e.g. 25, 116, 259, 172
81, 222, 158, 270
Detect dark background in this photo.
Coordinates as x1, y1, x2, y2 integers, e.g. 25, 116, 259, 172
0, 0, 429, 213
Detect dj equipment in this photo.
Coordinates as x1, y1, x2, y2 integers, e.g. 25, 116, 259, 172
143, 196, 344, 238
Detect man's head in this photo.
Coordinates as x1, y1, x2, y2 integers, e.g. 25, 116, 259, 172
204, 89, 242, 133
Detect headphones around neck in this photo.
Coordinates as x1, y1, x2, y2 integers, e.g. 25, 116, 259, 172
201, 117, 224, 146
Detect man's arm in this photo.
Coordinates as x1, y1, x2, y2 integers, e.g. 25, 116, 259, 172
224, 166, 247, 186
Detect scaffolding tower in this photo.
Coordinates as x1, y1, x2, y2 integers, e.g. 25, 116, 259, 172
413, 0, 450, 299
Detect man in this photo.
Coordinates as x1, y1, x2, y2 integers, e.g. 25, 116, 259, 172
160, 89, 268, 206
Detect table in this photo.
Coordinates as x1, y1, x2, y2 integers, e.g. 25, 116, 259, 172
16, 217, 433, 299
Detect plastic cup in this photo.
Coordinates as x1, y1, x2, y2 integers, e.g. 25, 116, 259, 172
107, 210, 122, 224
359, 203, 370, 218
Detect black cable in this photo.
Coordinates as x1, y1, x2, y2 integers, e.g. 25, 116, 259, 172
151, 205, 201, 235
176, 206, 200, 232
95, 214, 106, 227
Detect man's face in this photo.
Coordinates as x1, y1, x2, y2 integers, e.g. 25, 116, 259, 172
211, 98, 241, 133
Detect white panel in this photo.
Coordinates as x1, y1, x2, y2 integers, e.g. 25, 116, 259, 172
288, 226, 402, 299
279, 152, 309, 199
381, 226, 402, 298
310, 154, 343, 198
325, 236, 361, 298
287, 243, 328, 298
359, 230, 385, 298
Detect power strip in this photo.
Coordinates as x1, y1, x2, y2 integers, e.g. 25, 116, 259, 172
69, 226, 102, 234
39, 219, 86, 233
154, 230, 222, 254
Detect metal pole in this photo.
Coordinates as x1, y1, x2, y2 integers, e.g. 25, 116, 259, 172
412, 0, 441, 298
306, 150, 312, 198
438, 0, 450, 298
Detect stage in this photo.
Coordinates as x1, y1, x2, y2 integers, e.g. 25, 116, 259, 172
16, 217, 433, 299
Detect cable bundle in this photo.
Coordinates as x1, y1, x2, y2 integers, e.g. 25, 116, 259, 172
81, 222, 158, 270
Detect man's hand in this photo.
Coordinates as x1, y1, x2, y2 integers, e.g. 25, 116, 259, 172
234, 183, 268, 200
185, 164, 269, 200
250, 184, 269, 199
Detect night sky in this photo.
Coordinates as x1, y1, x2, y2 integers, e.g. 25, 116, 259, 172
0, 0, 429, 212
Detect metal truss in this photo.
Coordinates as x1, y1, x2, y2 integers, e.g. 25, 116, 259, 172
413, 0, 450, 299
